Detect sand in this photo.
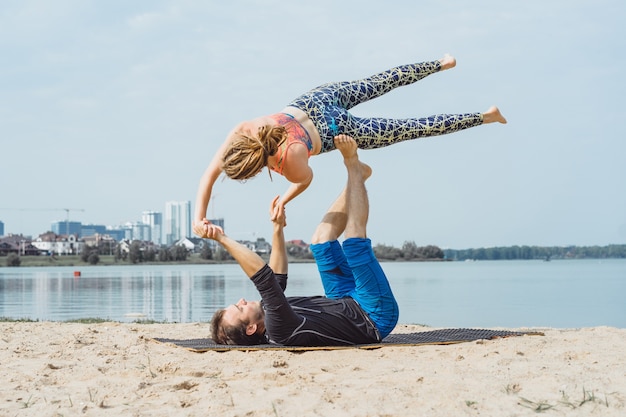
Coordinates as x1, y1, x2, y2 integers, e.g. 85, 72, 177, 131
1, 322, 625, 416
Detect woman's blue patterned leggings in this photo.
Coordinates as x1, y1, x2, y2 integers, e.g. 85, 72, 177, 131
287, 60, 484, 153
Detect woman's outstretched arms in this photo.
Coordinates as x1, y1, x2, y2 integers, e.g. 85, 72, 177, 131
192, 134, 237, 238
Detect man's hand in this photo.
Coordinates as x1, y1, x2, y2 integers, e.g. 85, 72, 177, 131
193, 218, 224, 239
270, 195, 287, 227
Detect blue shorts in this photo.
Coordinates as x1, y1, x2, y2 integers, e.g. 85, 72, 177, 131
310, 238, 399, 338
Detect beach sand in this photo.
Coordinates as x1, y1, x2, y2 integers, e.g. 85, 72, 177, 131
1, 322, 624, 416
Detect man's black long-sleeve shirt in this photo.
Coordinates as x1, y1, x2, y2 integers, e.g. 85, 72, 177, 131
251, 264, 380, 346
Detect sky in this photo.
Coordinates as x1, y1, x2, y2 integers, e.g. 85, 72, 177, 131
1, 0, 625, 249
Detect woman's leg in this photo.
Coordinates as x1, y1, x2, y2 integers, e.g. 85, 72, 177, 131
288, 55, 505, 152
332, 56, 453, 110
346, 111, 484, 149
341, 104, 506, 149
288, 59, 445, 153
290, 55, 452, 113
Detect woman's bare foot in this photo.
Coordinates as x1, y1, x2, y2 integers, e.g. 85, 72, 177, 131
334, 135, 371, 180
483, 106, 507, 124
439, 54, 456, 71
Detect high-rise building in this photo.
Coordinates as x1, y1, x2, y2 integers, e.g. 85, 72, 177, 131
141, 211, 163, 245
131, 222, 152, 242
51, 221, 82, 236
104, 227, 126, 242
0, 220, 4, 237
164, 201, 191, 245
81, 224, 107, 237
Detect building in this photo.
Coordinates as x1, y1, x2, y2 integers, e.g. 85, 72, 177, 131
175, 237, 207, 253
238, 237, 271, 254
0, 234, 40, 256
164, 201, 191, 245
82, 233, 116, 254
104, 227, 126, 242
81, 224, 107, 237
51, 221, 82, 237
141, 211, 163, 245
130, 222, 151, 242
0, 220, 4, 236
32, 232, 84, 255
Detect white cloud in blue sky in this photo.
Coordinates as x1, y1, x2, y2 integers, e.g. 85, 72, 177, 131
1, 0, 625, 248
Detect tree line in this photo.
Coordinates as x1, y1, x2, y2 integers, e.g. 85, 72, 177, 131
6, 240, 626, 267
443, 244, 626, 261
286, 241, 446, 261
289, 241, 626, 262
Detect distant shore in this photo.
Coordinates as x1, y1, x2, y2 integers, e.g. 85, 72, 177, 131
0, 254, 232, 268
0, 254, 451, 268
2, 254, 624, 268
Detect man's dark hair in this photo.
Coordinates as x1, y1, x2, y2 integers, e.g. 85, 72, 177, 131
210, 309, 267, 345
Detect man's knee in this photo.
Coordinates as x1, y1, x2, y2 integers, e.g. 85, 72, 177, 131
310, 212, 347, 244
311, 224, 331, 244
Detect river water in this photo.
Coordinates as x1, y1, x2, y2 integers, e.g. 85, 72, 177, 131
1, 259, 624, 328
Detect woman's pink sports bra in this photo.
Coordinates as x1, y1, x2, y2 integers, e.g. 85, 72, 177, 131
269, 113, 313, 175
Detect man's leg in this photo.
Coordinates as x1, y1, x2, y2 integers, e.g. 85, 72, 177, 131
310, 137, 372, 245
338, 136, 368, 239
336, 136, 399, 339
309, 136, 371, 299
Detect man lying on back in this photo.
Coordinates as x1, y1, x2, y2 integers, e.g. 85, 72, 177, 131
205, 135, 398, 346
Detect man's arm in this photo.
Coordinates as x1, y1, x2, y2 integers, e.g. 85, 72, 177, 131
205, 225, 265, 278
268, 196, 288, 275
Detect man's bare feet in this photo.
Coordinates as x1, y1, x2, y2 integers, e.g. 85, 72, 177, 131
439, 54, 456, 71
334, 134, 371, 180
334, 134, 357, 159
360, 162, 372, 180
483, 106, 507, 124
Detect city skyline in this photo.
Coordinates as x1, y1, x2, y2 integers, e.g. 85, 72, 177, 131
0, 201, 199, 244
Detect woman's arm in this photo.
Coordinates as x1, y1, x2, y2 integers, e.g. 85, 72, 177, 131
192, 157, 222, 237
272, 145, 314, 221
193, 130, 241, 238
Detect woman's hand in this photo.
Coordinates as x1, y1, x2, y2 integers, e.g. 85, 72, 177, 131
193, 219, 209, 238
269, 195, 287, 227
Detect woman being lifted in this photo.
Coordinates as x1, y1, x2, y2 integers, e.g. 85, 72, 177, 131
193, 54, 507, 238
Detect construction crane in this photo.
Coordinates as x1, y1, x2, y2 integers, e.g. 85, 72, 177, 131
59, 208, 86, 235
0, 207, 85, 236
210, 194, 218, 219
